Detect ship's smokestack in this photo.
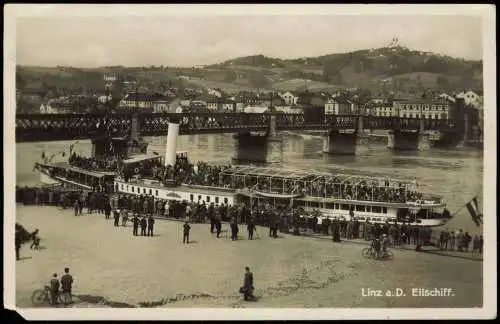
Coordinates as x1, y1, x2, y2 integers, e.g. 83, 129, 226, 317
164, 122, 180, 166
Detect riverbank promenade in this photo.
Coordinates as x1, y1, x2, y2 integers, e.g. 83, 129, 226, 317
15, 205, 482, 308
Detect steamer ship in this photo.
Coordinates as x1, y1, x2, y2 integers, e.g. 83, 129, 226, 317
34, 116, 452, 227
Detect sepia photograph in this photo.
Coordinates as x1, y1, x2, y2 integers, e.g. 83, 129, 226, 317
4, 4, 496, 320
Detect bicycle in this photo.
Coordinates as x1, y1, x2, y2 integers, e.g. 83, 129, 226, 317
31, 285, 67, 307
362, 247, 394, 260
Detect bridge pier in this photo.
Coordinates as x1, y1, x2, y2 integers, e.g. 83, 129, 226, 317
387, 130, 430, 151
323, 130, 358, 155
232, 116, 283, 164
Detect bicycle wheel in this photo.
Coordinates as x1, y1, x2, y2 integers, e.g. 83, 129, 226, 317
385, 250, 394, 260
31, 290, 48, 307
362, 247, 373, 259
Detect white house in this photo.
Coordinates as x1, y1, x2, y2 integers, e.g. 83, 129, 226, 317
324, 96, 354, 115
280, 91, 299, 105
207, 88, 223, 98
456, 90, 483, 109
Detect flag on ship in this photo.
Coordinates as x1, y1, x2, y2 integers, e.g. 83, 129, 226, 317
465, 196, 483, 227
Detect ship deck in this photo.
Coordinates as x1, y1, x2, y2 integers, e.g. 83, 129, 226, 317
38, 162, 115, 178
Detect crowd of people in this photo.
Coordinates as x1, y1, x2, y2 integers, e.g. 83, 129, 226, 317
218, 173, 424, 204
15, 185, 481, 254
68, 152, 119, 171
438, 228, 483, 253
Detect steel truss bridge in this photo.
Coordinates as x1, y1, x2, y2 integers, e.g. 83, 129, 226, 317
15, 112, 458, 143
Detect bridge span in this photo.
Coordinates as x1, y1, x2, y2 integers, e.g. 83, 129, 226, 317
15, 112, 456, 143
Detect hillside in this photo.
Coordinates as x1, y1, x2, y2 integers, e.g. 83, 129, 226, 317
16, 46, 482, 95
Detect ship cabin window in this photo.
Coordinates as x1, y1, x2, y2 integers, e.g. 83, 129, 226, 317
126, 185, 129, 191
365, 217, 371, 221
131, 187, 134, 193
416, 219, 422, 224
155, 190, 159, 197
143, 188, 146, 194
310, 202, 320, 208
355, 205, 365, 212
198, 195, 202, 201
206, 196, 210, 203
215, 197, 219, 204
121, 184, 124, 190
372, 206, 382, 213
358, 217, 365, 221
341, 204, 350, 210
149, 189, 152, 195
365, 206, 371, 212
190, 194, 194, 202
224, 198, 228, 205
382, 207, 388, 214
335, 204, 339, 209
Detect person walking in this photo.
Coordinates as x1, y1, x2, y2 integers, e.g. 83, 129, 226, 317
183, 221, 191, 244
215, 213, 222, 238
240, 266, 255, 301
147, 215, 155, 236
60, 267, 74, 305
140, 217, 147, 236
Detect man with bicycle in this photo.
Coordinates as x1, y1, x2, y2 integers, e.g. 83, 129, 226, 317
371, 235, 382, 259
49, 273, 60, 305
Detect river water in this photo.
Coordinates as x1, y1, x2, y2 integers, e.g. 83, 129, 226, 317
15, 133, 484, 234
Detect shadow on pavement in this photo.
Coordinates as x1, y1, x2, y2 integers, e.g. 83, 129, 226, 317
418, 250, 483, 262
18, 256, 33, 261
73, 294, 136, 308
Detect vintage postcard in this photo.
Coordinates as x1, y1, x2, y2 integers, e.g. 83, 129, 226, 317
3, 4, 496, 320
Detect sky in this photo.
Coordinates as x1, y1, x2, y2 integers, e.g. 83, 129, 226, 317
15, 14, 483, 67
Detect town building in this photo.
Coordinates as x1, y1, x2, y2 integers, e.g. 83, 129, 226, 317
324, 96, 355, 115
456, 90, 483, 109
393, 99, 452, 120
280, 91, 299, 105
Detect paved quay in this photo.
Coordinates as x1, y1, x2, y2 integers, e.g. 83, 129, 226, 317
15, 205, 482, 308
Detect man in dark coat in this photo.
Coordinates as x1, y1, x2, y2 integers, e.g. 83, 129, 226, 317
241, 266, 255, 301
15, 227, 22, 261
140, 217, 147, 236
147, 215, 155, 236
208, 203, 215, 233
247, 216, 256, 240
113, 209, 120, 227
230, 217, 239, 241
215, 212, 222, 238
183, 221, 191, 244
132, 214, 139, 236
104, 200, 112, 220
